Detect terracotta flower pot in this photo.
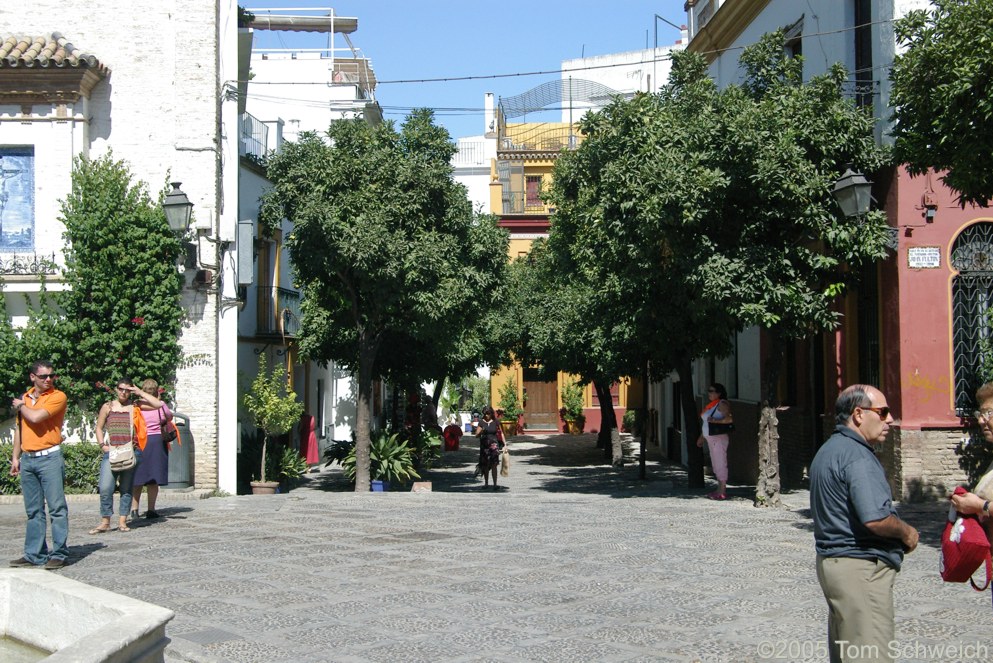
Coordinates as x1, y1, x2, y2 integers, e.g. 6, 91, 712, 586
250, 481, 280, 495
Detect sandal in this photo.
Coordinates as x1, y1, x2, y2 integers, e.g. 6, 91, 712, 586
88, 525, 111, 535
118, 524, 131, 532
707, 493, 728, 501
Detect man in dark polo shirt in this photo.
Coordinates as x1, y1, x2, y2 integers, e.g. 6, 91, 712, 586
810, 384, 919, 663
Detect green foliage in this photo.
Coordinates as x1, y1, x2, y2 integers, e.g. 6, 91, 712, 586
0, 442, 101, 495
340, 432, 420, 485
891, 0, 993, 206
497, 376, 523, 420
544, 32, 891, 499
439, 374, 489, 419
242, 355, 304, 483
323, 438, 355, 468
411, 426, 442, 470
278, 445, 309, 484
621, 409, 637, 434
560, 380, 585, 421
57, 154, 184, 420
261, 109, 508, 489
0, 155, 184, 427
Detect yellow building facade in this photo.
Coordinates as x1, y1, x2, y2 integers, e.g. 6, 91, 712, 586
487, 119, 632, 432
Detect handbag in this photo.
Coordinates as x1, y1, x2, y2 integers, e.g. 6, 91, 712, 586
158, 407, 179, 450
707, 402, 735, 435
500, 448, 510, 478
939, 487, 992, 589
109, 442, 136, 471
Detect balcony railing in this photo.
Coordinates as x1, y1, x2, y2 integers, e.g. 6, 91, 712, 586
240, 112, 269, 164
453, 139, 489, 167
0, 252, 58, 275
498, 124, 578, 153
256, 286, 301, 338
501, 192, 550, 215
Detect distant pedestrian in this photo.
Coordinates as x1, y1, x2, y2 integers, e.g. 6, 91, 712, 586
810, 384, 919, 663
696, 383, 733, 500
131, 378, 172, 521
9, 360, 69, 569
90, 379, 161, 534
474, 406, 505, 490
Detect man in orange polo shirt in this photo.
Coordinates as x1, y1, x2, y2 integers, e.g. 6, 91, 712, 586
9, 360, 69, 569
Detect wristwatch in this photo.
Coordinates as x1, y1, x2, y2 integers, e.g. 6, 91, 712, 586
983, 500, 990, 515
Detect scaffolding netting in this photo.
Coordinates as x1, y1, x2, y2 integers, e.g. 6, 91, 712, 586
499, 79, 625, 118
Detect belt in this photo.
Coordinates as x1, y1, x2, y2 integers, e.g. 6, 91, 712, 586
23, 447, 60, 457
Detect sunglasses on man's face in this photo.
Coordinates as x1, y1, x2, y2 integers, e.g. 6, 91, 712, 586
861, 406, 890, 419
33, 373, 57, 380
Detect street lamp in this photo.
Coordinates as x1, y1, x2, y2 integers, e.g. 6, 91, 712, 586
832, 166, 873, 218
163, 182, 193, 235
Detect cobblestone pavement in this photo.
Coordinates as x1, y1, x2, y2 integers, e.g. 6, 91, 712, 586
0, 433, 989, 663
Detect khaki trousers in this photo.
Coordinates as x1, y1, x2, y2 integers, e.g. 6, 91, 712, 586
816, 555, 896, 663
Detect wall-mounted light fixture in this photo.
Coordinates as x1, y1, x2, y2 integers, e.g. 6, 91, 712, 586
832, 165, 873, 218
163, 182, 193, 235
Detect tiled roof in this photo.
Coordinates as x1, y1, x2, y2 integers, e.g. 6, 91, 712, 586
0, 32, 108, 74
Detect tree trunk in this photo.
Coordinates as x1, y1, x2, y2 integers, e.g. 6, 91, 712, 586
259, 434, 269, 484
354, 339, 378, 491
639, 361, 648, 477
755, 335, 785, 507
676, 355, 705, 489
432, 377, 445, 406
594, 378, 613, 451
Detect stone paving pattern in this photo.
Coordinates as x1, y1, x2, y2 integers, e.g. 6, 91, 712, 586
0, 433, 989, 662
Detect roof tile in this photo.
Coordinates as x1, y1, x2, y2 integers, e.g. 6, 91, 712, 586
0, 32, 108, 74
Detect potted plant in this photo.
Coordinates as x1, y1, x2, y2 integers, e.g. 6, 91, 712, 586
340, 431, 420, 491
560, 380, 586, 434
243, 355, 305, 494
497, 376, 524, 437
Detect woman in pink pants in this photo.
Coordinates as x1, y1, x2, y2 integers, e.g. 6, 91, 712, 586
696, 383, 734, 500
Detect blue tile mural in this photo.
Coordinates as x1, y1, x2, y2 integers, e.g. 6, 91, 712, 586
0, 147, 35, 251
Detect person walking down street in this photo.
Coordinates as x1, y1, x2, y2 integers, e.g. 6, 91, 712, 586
9, 360, 69, 570
90, 379, 161, 534
131, 378, 172, 521
950, 382, 993, 524
810, 384, 919, 663
696, 383, 733, 500
474, 406, 505, 490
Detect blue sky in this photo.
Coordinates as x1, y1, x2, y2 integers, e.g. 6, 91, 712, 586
245, 1, 688, 139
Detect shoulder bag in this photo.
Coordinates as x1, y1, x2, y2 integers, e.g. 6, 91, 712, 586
708, 402, 735, 435
158, 407, 179, 450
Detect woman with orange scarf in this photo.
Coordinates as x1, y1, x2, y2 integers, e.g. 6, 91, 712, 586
696, 383, 734, 500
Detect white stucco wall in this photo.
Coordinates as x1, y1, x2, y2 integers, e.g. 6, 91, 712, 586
0, 0, 239, 489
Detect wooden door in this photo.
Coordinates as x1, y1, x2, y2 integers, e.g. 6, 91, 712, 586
523, 367, 558, 430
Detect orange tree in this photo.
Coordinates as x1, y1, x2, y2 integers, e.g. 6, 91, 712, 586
545, 34, 891, 503
261, 110, 507, 490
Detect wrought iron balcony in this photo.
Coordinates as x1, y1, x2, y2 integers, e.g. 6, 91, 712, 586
501, 192, 550, 216
0, 252, 58, 275
256, 286, 301, 338
239, 112, 269, 165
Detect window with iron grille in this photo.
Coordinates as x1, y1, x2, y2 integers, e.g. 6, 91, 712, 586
952, 222, 993, 414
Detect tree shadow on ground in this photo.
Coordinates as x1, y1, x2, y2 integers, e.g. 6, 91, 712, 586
296, 432, 772, 500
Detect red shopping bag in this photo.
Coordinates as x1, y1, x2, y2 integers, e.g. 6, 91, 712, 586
939, 487, 992, 589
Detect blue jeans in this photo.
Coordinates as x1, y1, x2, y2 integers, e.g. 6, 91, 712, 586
99, 448, 140, 518
20, 447, 69, 564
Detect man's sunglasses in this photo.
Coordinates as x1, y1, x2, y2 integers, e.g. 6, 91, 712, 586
34, 373, 57, 380
861, 406, 890, 418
